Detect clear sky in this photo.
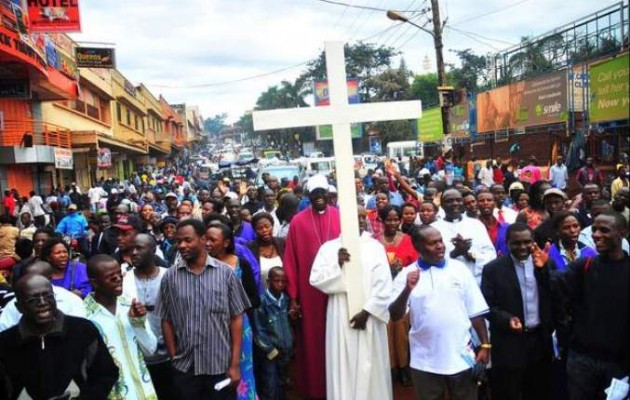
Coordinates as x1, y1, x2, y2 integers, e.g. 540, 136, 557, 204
70, 0, 622, 123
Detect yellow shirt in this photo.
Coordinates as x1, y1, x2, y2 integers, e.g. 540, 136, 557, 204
0, 225, 19, 259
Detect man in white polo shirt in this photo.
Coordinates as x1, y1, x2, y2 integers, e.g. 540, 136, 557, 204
389, 225, 490, 400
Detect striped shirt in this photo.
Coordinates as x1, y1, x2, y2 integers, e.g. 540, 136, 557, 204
156, 254, 250, 375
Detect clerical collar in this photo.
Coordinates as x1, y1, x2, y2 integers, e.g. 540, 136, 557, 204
417, 259, 446, 271
444, 215, 463, 223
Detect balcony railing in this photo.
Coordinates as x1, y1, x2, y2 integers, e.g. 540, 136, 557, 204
0, 119, 72, 149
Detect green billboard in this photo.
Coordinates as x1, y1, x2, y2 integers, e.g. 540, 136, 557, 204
589, 54, 630, 122
418, 107, 443, 143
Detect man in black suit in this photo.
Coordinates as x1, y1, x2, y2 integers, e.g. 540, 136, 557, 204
481, 222, 555, 400
91, 214, 117, 256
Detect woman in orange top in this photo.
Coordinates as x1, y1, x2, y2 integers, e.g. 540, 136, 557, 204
378, 205, 417, 387
517, 180, 552, 229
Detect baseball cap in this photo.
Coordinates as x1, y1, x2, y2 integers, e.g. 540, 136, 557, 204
165, 192, 178, 199
307, 174, 329, 192
113, 216, 144, 232
508, 182, 525, 192
543, 188, 567, 200
67, 203, 78, 211
110, 188, 119, 194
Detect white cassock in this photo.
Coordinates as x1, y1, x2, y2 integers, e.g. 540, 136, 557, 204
310, 232, 393, 400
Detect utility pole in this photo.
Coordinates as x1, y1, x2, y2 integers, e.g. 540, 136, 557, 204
387, 2, 451, 136
430, 0, 450, 136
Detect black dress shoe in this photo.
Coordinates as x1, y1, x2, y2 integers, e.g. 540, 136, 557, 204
399, 367, 412, 387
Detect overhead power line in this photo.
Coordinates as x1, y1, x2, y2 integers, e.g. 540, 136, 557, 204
308, 0, 427, 13
145, 23, 404, 90
451, 0, 532, 26
446, 26, 515, 46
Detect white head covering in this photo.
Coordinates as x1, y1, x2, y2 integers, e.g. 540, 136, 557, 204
328, 185, 337, 194
307, 174, 329, 192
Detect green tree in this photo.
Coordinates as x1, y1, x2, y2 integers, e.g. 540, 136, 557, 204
505, 34, 565, 81
370, 60, 416, 143
449, 49, 491, 93
299, 42, 398, 101
203, 113, 227, 136
410, 73, 439, 108
253, 80, 314, 151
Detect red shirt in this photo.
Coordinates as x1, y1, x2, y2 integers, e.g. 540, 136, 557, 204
3, 195, 15, 216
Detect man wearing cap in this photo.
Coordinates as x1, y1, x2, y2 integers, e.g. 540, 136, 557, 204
113, 216, 167, 272
534, 188, 567, 248
55, 204, 89, 256
283, 174, 341, 399
162, 192, 179, 219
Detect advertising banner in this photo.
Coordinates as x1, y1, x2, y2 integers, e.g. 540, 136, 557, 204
97, 147, 112, 168
448, 90, 470, 135
54, 147, 73, 169
589, 54, 630, 123
515, 69, 568, 128
314, 79, 362, 140
418, 107, 443, 143
476, 83, 519, 132
27, 0, 81, 32
75, 47, 116, 68
477, 69, 568, 132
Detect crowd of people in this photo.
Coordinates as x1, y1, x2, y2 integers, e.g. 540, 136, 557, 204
0, 149, 628, 400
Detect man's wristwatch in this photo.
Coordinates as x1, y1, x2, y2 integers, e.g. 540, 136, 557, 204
480, 343, 492, 349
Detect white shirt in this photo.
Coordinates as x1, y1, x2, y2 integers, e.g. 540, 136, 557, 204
88, 187, 107, 204
493, 206, 518, 224
431, 216, 497, 285
391, 259, 488, 375
478, 167, 494, 187
0, 285, 86, 332
579, 226, 630, 253
28, 195, 45, 217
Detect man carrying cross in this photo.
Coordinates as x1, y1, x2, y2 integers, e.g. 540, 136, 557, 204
253, 41, 421, 398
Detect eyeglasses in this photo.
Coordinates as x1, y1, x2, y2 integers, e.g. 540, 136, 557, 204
24, 293, 55, 306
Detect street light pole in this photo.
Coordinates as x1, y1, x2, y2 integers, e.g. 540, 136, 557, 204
387, 2, 450, 136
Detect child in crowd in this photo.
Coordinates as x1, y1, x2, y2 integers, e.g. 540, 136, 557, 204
253, 267, 294, 400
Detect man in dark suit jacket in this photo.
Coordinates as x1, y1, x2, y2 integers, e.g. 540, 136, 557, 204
91, 214, 117, 257
481, 222, 555, 400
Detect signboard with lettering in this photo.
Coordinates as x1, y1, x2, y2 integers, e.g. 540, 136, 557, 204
589, 54, 630, 123
75, 46, 115, 68
27, 0, 81, 33
0, 80, 31, 99
54, 147, 74, 169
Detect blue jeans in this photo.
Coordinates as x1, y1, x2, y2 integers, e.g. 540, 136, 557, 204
567, 351, 627, 400
258, 353, 290, 400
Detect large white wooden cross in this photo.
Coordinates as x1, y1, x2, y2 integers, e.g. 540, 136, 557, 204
253, 41, 422, 319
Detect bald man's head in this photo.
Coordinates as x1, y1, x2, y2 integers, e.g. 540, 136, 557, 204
15, 274, 57, 326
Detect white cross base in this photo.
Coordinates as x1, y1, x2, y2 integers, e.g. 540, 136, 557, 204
253, 41, 422, 319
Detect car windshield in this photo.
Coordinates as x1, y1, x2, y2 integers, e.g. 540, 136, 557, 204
257, 167, 300, 184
